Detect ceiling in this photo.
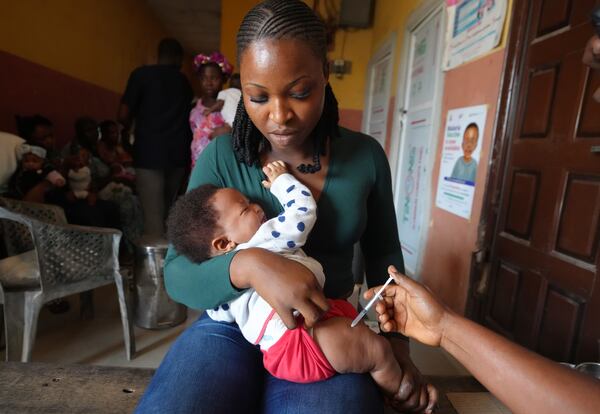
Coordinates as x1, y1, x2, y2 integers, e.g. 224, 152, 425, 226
145, 0, 221, 56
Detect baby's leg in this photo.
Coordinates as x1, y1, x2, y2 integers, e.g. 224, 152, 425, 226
313, 317, 402, 398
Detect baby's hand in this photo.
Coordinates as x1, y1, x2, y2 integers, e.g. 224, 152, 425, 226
45, 170, 66, 187
262, 160, 288, 189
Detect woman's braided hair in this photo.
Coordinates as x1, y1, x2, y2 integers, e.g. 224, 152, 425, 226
232, 0, 340, 167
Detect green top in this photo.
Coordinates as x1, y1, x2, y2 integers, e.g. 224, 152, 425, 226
164, 127, 405, 309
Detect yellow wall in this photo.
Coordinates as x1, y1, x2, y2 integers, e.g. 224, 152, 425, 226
327, 26, 373, 110
310, 0, 374, 111
220, 0, 261, 68
0, 0, 167, 94
314, 0, 427, 110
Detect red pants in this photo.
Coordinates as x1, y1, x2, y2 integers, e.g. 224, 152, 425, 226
262, 299, 358, 383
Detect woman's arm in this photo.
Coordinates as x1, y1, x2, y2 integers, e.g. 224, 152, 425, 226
367, 267, 600, 414
360, 137, 405, 286
230, 248, 328, 328
21, 180, 53, 203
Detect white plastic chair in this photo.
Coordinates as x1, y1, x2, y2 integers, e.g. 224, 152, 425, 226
0, 197, 135, 362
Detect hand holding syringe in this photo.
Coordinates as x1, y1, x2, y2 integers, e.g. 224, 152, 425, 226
350, 275, 394, 328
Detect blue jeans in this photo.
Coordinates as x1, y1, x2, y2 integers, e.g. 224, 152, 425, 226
135, 313, 384, 413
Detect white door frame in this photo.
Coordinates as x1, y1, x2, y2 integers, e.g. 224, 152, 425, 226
389, 0, 446, 277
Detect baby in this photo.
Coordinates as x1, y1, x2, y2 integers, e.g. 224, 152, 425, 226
167, 161, 409, 408
202, 73, 241, 127
65, 145, 93, 203
10, 143, 65, 198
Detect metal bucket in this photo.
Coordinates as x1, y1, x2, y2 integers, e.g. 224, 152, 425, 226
133, 236, 187, 329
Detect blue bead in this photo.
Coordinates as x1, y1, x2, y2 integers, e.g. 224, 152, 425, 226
271, 231, 280, 238
297, 222, 305, 231
298, 207, 308, 212
221, 303, 230, 311
278, 215, 286, 222
301, 190, 310, 196
286, 185, 295, 193
287, 199, 296, 207
287, 241, 296, 248
213, 307, 219, 312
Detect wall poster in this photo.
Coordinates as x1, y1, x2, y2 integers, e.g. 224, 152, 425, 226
443, 0, 507, 70
435, 104, 487, 219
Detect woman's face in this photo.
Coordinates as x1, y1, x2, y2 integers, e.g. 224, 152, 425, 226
31, 125, 54, 150
240, 38, 327, 152
102, 124, 120, 145
200, 65, 224, 98
79, 121, 99, 148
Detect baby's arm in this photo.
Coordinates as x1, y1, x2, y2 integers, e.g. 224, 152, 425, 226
202, 99, 225, 116
239, 161, 317, 253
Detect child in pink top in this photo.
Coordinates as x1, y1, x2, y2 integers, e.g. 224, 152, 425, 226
189, 52, 234, 167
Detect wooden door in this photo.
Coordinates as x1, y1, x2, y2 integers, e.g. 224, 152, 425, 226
481, 0, 600, 363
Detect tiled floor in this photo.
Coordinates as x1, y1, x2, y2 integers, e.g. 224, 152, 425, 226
1, 284, 468, 376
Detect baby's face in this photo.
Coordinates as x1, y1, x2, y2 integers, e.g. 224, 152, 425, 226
462, 126, 479, 160
21, 153, 44, 171
212, 188, 266, 244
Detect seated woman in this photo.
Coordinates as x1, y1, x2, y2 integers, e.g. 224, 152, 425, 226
61, 118, 141, 246
12, 115, 65, 203
60, 144, 119, 229
63, 117, 112, 185
97, 120, 135, 186
135, 1, 436, 413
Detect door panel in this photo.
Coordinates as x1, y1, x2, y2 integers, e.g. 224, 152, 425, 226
484, 0, 600, 362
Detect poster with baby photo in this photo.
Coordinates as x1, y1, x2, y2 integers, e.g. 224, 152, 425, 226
435, 105, 487, 219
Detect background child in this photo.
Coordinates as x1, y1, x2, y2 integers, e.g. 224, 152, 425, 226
202, 73, 241, 127
450, 122, 479, 183
65, 145, 93, 202
167, 161, 434, 410
97, 120, 135, 185
189, 52, 233, 167
10, 143, 65, 199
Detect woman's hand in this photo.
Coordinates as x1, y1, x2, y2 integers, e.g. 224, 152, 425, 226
209, 125, 232, 139
364, 265, 451, 347
230, 248, 329, 329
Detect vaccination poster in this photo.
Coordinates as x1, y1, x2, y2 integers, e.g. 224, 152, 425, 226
435, 105, 487, 219
443, 0, 507, 70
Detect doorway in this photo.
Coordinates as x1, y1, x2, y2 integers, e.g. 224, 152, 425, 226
390, 0, 446, 277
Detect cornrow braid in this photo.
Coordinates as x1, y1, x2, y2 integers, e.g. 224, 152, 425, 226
232, 0, 340, 168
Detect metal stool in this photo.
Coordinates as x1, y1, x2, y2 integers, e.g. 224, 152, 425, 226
133, 236, 186, 329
